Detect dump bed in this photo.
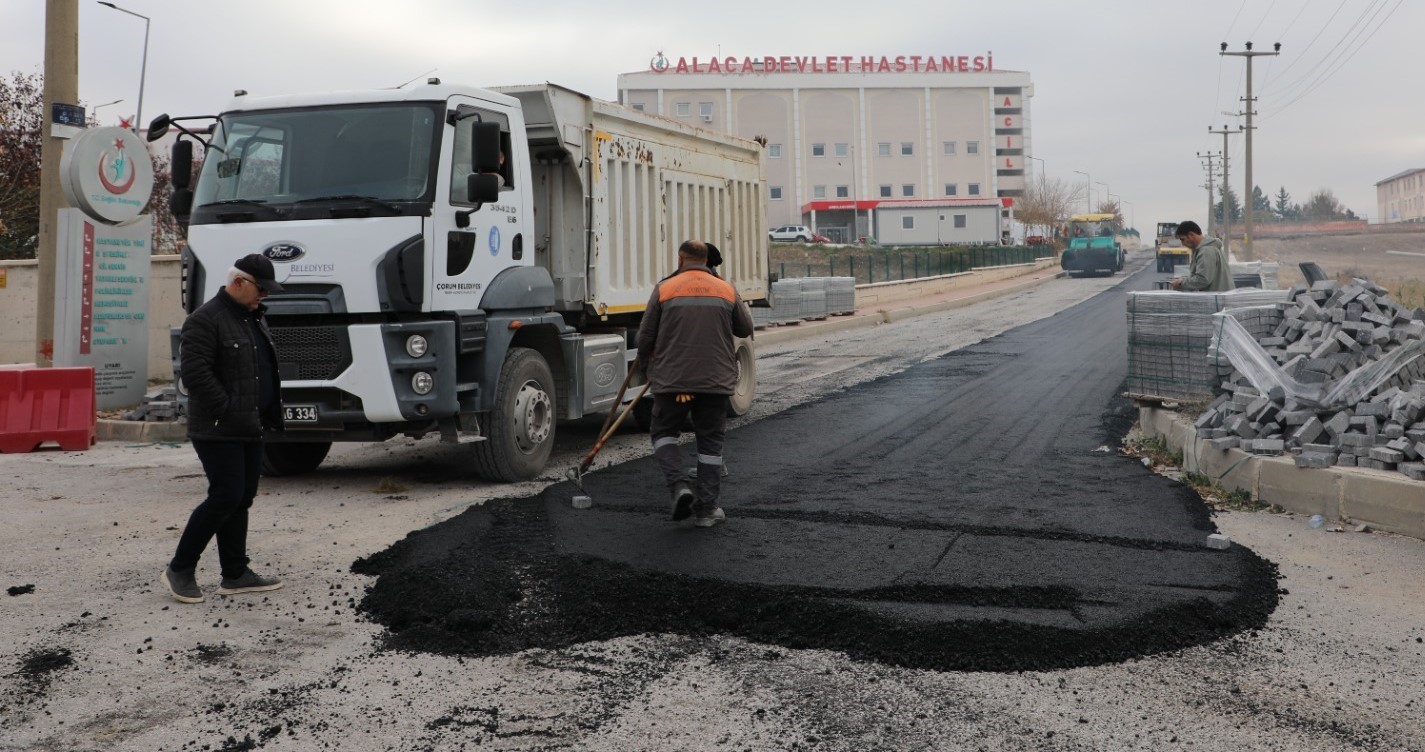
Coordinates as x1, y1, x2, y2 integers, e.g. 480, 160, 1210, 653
494, 84, 768, 318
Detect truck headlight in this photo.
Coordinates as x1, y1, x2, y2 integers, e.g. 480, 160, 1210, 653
411, 371, 434, 395
405, 334, 428, 358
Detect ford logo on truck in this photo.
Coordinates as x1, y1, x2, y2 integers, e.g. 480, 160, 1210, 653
262, 243, 306, 262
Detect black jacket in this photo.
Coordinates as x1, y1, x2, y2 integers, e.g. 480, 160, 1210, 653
181, 289, 283, 441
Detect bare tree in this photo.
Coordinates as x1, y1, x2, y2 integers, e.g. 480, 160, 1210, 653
1096, 198, 1124, 232
0, 70, 43, 259
1, 69, 186, 257
1301, 188, 1351, 221
1018, 174, 1082, 240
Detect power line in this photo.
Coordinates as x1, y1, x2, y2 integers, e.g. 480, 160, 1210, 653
1248, 0, 1281, 39
1263, 0, 1403, 120
1265, 0, 1388, 98
1262, 0, 1349, 87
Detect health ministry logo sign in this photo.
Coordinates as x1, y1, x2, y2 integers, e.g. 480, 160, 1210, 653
60, 127, 155, 226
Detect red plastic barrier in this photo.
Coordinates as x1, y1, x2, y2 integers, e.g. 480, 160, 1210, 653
0, 366, 97, 453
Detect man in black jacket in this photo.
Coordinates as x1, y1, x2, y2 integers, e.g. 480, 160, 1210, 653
161, 254, 286, 603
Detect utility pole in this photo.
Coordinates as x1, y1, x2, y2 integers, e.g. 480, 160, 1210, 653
37, 0, 80, 367
1221, 41, 1280, 259
1197, 151, 1220, 237
1207, 124, 1241, 254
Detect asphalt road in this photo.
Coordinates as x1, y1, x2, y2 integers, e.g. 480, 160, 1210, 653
356, 262, 1279, 673
6, 250, 1424, 751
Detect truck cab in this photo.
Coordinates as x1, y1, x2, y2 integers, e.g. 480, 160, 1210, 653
155, 81, 767, 481
1154, 222, 1190, 273
1059, 213, 1124, 277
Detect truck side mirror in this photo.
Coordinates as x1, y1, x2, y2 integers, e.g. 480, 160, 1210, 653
466, 173, 501, 204
147, 113, 171, 142
471, 121, 502, 174
171, 188, 194, 218
171, 140, 194, 191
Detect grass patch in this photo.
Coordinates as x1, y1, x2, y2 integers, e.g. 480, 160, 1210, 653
373, 477, 409, 494
1128, 434, 1284, 514
1126, 435, 1182, 468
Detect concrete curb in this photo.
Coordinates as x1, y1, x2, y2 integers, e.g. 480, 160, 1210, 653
1139, 406, 1425, 541
96, 419, 188, 443
755, 270, 1067, 347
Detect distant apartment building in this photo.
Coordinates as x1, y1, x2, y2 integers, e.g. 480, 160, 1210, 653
618, 52, 1033, 245
1377, 167, 1425, 224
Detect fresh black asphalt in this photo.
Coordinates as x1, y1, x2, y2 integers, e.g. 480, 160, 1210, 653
355, 267, 1280, 672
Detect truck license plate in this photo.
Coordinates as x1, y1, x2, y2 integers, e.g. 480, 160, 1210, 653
283, 405, 319, 423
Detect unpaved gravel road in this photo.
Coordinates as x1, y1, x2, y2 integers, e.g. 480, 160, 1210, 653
3, 248, 1424, 751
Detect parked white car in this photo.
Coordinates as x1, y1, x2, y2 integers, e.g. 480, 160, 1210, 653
769, 225, 814, 242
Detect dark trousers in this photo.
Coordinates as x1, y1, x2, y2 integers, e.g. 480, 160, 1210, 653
649, 393, 728, 512
170, 439, 263, 579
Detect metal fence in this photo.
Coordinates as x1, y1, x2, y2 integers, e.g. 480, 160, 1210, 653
774, 245, 1055, 285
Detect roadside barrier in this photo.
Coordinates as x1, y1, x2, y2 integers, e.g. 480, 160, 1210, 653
0, 365, 97, 453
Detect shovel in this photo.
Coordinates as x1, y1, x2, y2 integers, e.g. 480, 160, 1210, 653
566, 359, 648, 492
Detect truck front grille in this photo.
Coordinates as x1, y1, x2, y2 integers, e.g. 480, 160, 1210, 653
269, 325, 352, 381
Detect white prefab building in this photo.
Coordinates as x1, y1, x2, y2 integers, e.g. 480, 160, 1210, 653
618, 53, 1033, 245
872, 199, 1005, 245
1377, 168, 1425, 224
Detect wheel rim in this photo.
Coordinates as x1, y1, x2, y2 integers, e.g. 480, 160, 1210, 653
512, 379, 553, 453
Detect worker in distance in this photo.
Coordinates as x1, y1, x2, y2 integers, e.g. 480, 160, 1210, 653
1168, 220, 1233, 292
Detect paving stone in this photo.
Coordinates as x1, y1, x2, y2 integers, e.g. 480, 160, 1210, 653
1294, 451, 1336, 469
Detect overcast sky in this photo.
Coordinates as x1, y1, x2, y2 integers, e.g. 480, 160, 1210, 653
3, 0, 1418, 231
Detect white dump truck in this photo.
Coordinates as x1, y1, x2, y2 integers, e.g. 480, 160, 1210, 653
150, 81, 767, 480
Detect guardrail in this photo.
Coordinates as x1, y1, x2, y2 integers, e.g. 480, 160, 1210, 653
774, 246, 1055, 284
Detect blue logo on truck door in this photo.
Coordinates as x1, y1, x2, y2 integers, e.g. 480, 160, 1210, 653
489, 226, 500, 256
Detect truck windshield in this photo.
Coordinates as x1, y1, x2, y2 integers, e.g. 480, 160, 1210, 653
190, 102, 442, 224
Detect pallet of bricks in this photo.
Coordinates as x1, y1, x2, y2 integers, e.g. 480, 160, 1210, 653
1199, 277, 1425, 480
1125, 288, 1292, 401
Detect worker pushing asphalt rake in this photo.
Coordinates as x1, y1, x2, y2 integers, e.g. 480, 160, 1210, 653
566, 358, 649, 496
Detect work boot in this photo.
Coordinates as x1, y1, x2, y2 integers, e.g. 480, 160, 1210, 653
693, 508, 725, 528
217, 569, 284, 596
161, 566, 204, 604
670, 481, 695, 521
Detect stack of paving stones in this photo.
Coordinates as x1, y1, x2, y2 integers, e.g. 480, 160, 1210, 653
825, 277, 857, 315
796, 277, 829, 321
750, 303, 776, 329
1126, 288, 1293, 400
1194, 278, 1425, 481
121, 385, 188, 423
768, 278, 804, 325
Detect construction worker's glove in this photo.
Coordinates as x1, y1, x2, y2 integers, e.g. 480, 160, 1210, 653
675, 393, 694, 404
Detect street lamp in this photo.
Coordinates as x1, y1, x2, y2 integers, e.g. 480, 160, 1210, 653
97, 2, 149, 135
91, 98, 124, 126
1026, 155, 1045, 185
1096, 182, 1110, 212
1073, 170, 1090, 213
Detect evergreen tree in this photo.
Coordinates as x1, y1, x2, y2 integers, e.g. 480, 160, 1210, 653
1273, 186, 1298, 221
1252, 185, 1273, 222
1214, 186, 1242, 225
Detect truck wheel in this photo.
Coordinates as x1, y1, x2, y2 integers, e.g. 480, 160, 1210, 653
261, 441, 331, 476
472, 347, 556, 482
728, 337, 756, 417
